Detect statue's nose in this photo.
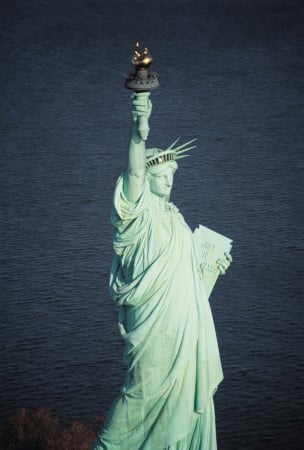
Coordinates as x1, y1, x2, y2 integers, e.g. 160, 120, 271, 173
165, 174, 173, 186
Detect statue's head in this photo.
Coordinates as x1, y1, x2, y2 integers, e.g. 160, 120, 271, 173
147, 160, 178, 198
145, 138, 196, 199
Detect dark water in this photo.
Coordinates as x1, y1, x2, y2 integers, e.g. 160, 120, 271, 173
1, 1, 303, 449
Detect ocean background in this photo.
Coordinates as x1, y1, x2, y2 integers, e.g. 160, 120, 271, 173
1, 0, 303, 449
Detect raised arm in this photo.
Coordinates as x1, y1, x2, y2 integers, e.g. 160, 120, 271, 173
123, 92, 152, 203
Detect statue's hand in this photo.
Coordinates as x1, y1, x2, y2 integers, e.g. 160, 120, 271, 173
216, 252, 233, 275
131, 92, 152, 141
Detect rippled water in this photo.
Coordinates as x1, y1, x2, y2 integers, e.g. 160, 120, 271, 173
1, 1, 303, 449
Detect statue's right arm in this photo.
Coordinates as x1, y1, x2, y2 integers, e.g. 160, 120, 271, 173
123, 92, 152, 203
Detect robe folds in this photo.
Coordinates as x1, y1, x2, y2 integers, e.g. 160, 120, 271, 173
93, 175, 223, 450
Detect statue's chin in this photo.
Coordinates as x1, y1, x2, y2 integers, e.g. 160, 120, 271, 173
150, 190, 170, 200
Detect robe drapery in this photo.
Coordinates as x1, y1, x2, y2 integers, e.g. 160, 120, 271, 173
93, 175, 223, 450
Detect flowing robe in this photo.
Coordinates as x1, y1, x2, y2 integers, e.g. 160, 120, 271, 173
93, 175, 223, 450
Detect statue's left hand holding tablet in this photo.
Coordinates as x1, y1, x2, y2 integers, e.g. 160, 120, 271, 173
216, 253, 233, 276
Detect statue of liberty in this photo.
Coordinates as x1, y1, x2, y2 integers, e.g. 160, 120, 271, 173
93, 45, 232, 450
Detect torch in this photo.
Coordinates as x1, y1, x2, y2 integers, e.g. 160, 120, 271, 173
125, 42, 159, 141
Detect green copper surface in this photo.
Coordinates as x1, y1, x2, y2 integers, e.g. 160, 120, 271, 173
92, 92, 232, 450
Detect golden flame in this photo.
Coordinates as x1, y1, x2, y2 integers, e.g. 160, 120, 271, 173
132, 42, 153, 68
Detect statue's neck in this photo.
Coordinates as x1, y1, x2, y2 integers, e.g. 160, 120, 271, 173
150, 192, 170, 211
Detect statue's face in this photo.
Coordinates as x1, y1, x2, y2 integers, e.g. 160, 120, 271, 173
148, 164, 176, 198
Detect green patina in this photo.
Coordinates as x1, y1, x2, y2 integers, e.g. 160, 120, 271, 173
93, 93, 231, 450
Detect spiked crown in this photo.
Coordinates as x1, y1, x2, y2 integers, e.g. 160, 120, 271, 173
145, 138, 197, 169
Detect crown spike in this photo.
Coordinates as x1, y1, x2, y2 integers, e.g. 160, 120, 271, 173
175, 154, 190, 160
174, 138, 197, 153
166, 137, 181, 151
175, 145, 197, 155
